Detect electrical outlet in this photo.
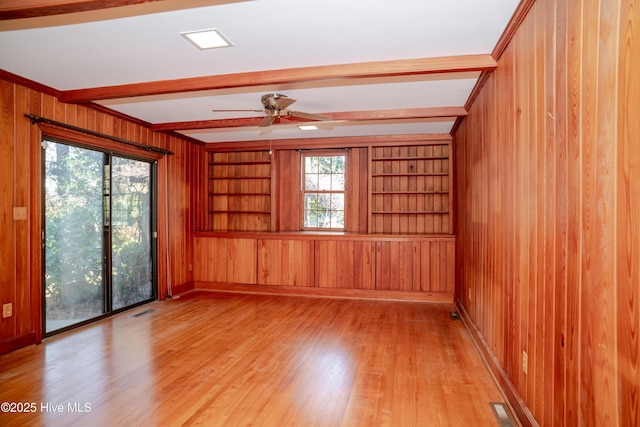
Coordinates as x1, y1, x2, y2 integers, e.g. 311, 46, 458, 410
522, 351, 528, 375
2, 303, 12, 318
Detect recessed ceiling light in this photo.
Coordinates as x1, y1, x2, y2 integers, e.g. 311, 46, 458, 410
298, 125, 319, 131
181, 29, 232, 50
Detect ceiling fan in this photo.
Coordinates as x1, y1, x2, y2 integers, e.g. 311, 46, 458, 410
213, 93, 332, 127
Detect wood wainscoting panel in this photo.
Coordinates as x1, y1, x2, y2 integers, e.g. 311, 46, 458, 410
195, 233, 454, 302
194, 237, 257, 285
258, 239, 314, 287
375, 241, 414, 291
413, 240, 455, 294
314, 240, 375, 289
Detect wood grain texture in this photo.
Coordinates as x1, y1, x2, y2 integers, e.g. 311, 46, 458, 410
314, 240, 375, 290
194, 237, 256, 284
0, 0, 165, 19
0, 292, 504, 426
617, 0, 640, 425
454, 0, 638, 425
0, 80, 17, 345
258, 239, 314, 286
194, 234, 454, 300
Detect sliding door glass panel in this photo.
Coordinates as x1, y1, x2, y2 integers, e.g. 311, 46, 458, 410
44, 142, 105, 333
111, 157, 153, 310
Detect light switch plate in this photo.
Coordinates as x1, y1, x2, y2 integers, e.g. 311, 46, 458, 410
13, 207, 27, 221
2, 303, 12, 318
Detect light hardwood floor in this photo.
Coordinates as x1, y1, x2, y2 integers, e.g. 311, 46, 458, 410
0, 292, 507, 426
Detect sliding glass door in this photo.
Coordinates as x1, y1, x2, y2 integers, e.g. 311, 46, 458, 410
111, 157, 153, 310
43, 139, 156, 335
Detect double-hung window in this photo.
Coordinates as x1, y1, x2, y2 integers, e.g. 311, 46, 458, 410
303, 153, 346, 230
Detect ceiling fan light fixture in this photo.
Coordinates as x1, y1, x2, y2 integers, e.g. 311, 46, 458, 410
181, 28, 233, 50
298, 125, 319, 131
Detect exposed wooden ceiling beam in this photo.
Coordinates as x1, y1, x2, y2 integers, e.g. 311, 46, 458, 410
0, 0, 162, 19
205, 134, 453, 152
0, 0, 242, 21
151, 107, 468, 131
60, 55, 497, 103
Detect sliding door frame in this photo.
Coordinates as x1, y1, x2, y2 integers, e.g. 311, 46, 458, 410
41, 135, 160, 337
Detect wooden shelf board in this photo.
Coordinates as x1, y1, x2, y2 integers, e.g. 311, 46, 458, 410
209, 193, 271, 196
210, 211, 271, 214
371, 191, 449, 195
209, 176, 271, 180
371, 156, 449, 161
371, 173, 448, 177
210, 161, 271, 166
371, 211, 449, 214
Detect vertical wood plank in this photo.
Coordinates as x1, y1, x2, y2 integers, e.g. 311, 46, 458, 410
617, 0, 640, 425
0, 80, 16, 342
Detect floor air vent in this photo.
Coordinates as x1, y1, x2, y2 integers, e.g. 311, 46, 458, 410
133, 308, 156, 317
449, 311, 461, 320
490, 402, 516, 427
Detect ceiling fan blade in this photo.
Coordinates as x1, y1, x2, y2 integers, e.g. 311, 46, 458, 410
212, 109, 263, 112
274, 96, 296, 110
259, 115, 276, 127
287, 110, 332, 121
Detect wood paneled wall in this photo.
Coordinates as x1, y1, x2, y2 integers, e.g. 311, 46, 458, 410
0, 77, 200, 354
193, 233, 455, 302
454, 0, 639, 425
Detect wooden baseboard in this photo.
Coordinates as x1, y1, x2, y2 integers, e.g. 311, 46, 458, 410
455, 298, 538, 427
194, 281, 453, 303
168, 281, 195, 297
0, 332, 37, 355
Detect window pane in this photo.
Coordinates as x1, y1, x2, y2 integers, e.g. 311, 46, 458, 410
305, 173, 318, 190
330, 210, 345, 228
318, 174, 332, 190
318, 156, 331, 173
331, 194, 344, 210
331, 156, 344, 173
331, 173, 345, 191
305, 211, 318, 227
306, 156, 318, 173
302, 154, 346, 230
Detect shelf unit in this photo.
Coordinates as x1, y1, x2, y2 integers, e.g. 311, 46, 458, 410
208, 151, 272, 231
369, 144, 451, 234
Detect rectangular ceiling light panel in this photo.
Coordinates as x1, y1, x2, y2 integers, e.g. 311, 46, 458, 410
182, 28, 233, 50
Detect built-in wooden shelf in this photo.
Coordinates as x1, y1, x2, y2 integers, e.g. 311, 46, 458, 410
369, 144, 451, 234
208, 151, 272, 232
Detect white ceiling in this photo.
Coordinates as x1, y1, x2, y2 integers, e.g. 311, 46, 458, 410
0, 0, 520, 145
